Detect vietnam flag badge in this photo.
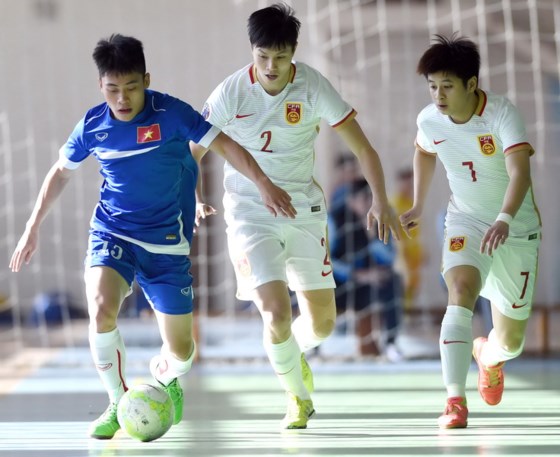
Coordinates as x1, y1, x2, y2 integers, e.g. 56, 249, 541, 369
137, 124, 161, 143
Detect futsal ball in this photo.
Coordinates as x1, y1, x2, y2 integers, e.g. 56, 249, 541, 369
117, 384, 175, 442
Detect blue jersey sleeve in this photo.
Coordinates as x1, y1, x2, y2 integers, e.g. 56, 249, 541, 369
59, 117, 92, 169
167, 95, 219, 147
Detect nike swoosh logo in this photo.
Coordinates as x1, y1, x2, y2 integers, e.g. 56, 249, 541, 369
181, 286, 192, 297
443, 339, 468, 344
235, 113, 255, 119
321, 270, 333, 277
433, 139, 447, 145
512, 303, 528, 309
96, 363, 113, 371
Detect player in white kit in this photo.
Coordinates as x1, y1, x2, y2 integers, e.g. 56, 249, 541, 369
400, 34, 541, 429
191, 3, 400, 429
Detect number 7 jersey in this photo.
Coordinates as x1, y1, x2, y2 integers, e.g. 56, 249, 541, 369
415, 89, 541, 237
201, 61, 356, 225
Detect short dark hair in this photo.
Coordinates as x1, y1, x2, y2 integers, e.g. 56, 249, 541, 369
349, 179, 370, 197
247, 2, 300, 50
416, 33, 480, 87
335, 154, 357, 168
92, 33, 146, 77
397, 167, 413, 180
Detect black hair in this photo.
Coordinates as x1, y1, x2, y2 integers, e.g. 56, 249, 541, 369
335, 154, 357, 167
397, 167, 413, 180
349, 178, 370, 197
247, 2, 300, 50
416, 33, 480, 87
92, 33, 146, 77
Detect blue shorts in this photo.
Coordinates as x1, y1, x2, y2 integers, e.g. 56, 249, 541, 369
85, 231, 194, 315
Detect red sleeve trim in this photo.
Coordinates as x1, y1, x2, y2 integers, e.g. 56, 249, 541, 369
504, 142, 534, 156
332, 109, 357, 128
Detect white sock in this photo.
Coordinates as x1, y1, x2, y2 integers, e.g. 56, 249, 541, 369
89, 327, 127, 403
154, 343, 196, 386
263, 333, 309, 399
480, 329, 524, 367
292, 316, 327, 353
439, 305, 473, 399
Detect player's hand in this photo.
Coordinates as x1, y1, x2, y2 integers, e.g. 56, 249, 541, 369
9, 229, 39, 272
194, 202, 217, 232
258, 180, 297, 219
399, 206, 422, 239
367, 202, 400, 244
480, 221, 509, 256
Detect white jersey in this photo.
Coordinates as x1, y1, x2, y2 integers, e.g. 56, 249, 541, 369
202, 61, 355, 225
415, 89, 541, 237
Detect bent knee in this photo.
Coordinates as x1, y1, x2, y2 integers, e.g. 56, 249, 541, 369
313, 317, 335, 339
446, 280, 480, 305
87, 296, 120, 331
502, 335, 525, 355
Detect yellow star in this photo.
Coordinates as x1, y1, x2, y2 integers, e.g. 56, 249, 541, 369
143, 130, 153, 140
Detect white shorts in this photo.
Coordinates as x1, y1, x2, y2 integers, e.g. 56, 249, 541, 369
442, 218, 541, 321
226, 221, 336, 300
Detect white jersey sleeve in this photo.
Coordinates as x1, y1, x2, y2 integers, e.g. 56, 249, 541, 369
201, 79, 236, 130
492, 97, 534, 155
314, 70, 356, 127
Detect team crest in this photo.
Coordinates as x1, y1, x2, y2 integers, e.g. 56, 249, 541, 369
285, 102, 302, 124
478, 134, 496, 156
449, 236, 466, 252
137, 124, 161, 143
235, 253, 252, 277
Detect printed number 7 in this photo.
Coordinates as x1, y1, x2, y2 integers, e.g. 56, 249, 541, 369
462, 161, 477, 182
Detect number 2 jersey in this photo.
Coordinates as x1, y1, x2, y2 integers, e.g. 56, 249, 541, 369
201, 61, 356, 225
415, 89, 541, 237
59, 89, 220, 255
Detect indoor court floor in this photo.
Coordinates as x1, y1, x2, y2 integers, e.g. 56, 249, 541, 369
0, 345, 558, 457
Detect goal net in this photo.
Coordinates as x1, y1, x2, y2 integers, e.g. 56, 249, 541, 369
1, 0, 558, 360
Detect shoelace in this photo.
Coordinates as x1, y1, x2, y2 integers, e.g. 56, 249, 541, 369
484, 366, 502, 388
100, 403, 118, 420
445, 399, 466, 415
286, 396, 302, 417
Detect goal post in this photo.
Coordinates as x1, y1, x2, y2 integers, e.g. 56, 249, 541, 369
0, 0, 558, 358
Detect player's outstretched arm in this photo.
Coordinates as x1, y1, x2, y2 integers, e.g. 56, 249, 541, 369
335, 118, 400, 243
9, 162, 73, 272
205, 132, 297, 219
480, 147, 532, 255
190, 141, 217, 230
399, 147, 437, 238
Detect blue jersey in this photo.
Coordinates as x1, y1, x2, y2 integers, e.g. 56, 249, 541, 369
59, 90, 220, 254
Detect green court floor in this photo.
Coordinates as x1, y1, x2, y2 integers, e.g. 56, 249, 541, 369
0, 348, 558, 457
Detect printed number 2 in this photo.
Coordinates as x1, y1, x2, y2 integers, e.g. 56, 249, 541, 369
261, 131, 273, 152
320, 237, 331, 268
462, 161, 477, 182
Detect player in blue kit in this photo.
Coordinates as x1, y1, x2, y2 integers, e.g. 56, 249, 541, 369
9, 33, 295, 439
